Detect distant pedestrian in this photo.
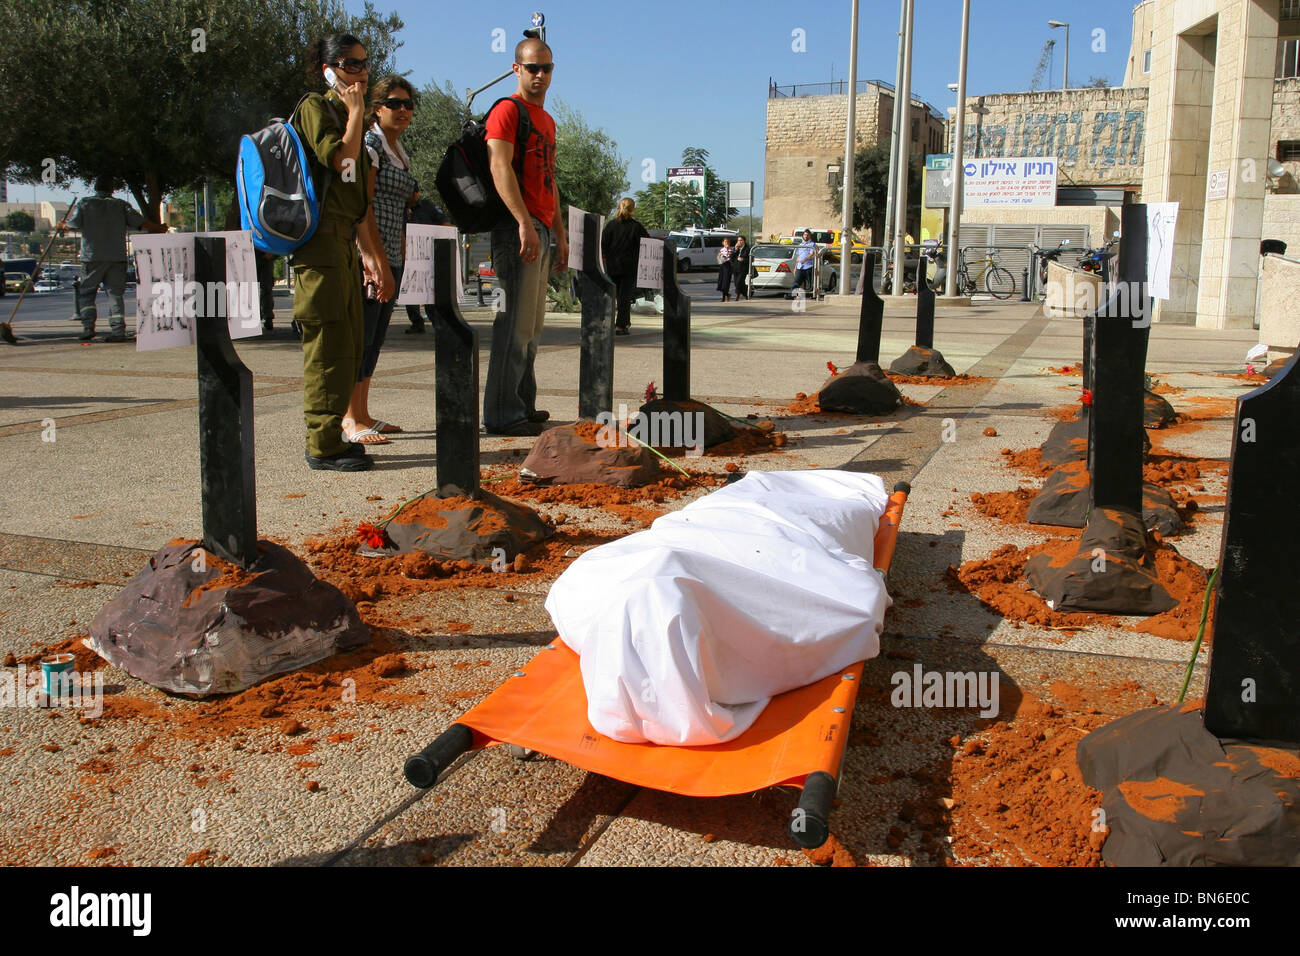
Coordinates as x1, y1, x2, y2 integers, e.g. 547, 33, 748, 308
716, 236, 733, 302
732, 235, 750, 300
58, 177, 166, 342
601, 197, 649, 336
794, 229, 816, 297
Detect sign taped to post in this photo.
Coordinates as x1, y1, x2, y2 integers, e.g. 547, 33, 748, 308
1145, 202, 1179, 301
133, 231, 260, 352
567, 206, 605, 272
961, 157, 1057, 207
397, 224, 461, 305
636, 237, 663, 289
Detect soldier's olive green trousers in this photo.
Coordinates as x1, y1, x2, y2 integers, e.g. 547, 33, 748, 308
293, 241, 363, 459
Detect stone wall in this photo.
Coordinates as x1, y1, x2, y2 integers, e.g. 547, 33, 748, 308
764, 85, 946, 239
1257, 250, 1300, 347
960, 87, 1150, 187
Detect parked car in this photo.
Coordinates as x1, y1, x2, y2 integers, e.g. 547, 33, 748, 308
666, 228, 740, 272
747, 244, 848, 296
33, 279, 60, 293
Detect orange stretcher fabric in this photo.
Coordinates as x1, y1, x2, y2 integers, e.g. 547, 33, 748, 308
457, 487, 908, 797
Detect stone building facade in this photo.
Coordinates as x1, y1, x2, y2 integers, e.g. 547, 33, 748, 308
764, 81, 946, 240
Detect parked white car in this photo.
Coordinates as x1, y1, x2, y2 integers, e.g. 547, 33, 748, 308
667, 228, 740, 272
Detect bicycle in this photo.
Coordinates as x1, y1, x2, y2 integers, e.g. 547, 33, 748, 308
956, 248, 1016, 299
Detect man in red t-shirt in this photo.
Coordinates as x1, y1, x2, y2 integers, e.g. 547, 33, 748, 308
482, 37, 569, 436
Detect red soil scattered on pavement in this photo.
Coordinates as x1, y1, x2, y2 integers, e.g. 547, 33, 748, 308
886, 373, 990, 386
945, 681, 1168, 866
1045, 363, 1082, 375
488, 472, 713, 506
999, 446, 1052, 477
20, 635, 102, 673
605, 504, 666, 528
782, 392, 825, 415
968, 488, 1036, 524
949, 537, 1212, 641
802, 833, 857, 867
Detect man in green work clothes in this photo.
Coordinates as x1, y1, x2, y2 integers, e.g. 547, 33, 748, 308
294, 33, 394, 471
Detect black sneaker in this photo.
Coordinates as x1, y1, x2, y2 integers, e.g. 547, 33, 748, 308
305, 446, 373, 471
526, 409, 550, 422
486, 420, 546, 437
79, 329, 95, 341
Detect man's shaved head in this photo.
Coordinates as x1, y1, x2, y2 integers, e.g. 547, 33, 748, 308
515, 37, 552, 62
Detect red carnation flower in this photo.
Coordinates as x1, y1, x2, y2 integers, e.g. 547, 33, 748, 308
644, 381, 658, 403
1080, 388, 1093, 407
827, 361, 839, 376
357, 522, 388, 550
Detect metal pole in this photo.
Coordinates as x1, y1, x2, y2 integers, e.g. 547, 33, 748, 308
944, 0, 971, 298
1063, 25, 1070, 90
203, 178, 213, 232
891, 0, 915, 299
839, 0, 860, 295
882, 0, 907, 253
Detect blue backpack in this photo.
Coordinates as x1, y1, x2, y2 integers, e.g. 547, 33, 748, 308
236, 94, 334, 255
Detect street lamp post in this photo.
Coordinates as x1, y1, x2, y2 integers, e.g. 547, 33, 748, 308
839, 0, 859, 295
1049, 21, 1069, 90
944, 0, 970, 299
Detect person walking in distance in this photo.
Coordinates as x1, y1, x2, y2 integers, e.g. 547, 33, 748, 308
793, 229, 816, 298
601, 197, 648, 336
732, 234, 751, 300
59, 176, 167, 342
715, 236, 733, 302
482, 36, 568, 436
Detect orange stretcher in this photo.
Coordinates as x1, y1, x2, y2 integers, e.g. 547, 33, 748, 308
404, 481, 910, 850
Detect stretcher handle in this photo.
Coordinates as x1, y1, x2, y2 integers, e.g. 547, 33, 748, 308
404, 723, 475, 789
873, 481, 910, 574
791, 771, 835, 849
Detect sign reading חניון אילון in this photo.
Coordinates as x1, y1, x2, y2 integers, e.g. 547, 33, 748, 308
960, 157, 1057, 207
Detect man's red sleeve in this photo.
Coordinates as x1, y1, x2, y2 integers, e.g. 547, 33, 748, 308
484, 100, 520, 145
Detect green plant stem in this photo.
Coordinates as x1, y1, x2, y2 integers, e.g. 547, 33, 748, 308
621, 431, 691, 478
1177, 565, 1220, 704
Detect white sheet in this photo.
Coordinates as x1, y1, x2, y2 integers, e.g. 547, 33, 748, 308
545, 470, 892, 745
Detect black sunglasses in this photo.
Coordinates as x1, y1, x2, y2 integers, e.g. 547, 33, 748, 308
518, 62, 554, 75
380, 97, 415, 111
332, 57, 368, 74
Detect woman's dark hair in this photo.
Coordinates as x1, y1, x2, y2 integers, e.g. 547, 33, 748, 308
366, 76, 415, 127
307, 33, 362, 81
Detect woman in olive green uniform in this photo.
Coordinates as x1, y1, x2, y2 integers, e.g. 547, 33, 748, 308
294, 33, 394, 471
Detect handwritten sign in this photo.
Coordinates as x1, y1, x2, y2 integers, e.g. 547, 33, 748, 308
636, 237, 663, 289
397, 224, 461, 305
1146, 202, 1179, 301
133, 231, 260, 352
961, 157, 1057, 207
567, 206, 607, 272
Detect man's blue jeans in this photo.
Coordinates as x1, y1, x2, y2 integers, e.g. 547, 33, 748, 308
484, 218, 552, 431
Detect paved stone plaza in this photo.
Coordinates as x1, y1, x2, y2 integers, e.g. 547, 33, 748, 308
0, 293, 1260, 865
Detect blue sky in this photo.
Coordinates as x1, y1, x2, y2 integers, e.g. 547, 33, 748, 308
12, 0, 1144, 215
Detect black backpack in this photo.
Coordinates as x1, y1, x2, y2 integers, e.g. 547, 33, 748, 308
436, 96, 531, 234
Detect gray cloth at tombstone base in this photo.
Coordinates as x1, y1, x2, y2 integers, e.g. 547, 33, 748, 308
66, 194, 146, 262
1077, 705, 1300, 866
87, 539, 368, 697
816, 362, 903, 414
520, 424, 662, 488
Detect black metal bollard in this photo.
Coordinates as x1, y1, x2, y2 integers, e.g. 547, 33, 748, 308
194, 236, 258, 568
915, 259, 935, 350
577, 213, 615, 421
855, 252, 884, 364
1021, 266, 1031, 302
431, 237, 480, 495
662, 238, 691, 402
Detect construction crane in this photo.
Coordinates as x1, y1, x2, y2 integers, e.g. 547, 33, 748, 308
1030, 38, 1056, 92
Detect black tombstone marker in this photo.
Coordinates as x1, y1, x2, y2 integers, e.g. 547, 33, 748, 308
1204, 353, 1300, 744
815, 252, 903, 414
1024, 204, 1178, 614
888, 258, 955, 377
576, 213, 615, 421
194, 235, 258, 568
662, 238, 691, 403
431, 236, 479, 495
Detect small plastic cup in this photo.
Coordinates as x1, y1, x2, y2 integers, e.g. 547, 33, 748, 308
40, 654, 75, 698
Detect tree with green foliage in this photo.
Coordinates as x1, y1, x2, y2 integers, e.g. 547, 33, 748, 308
680, 146, 737, 227
4, 211, 36, 234
634, 146, 736, 230
404, 80, 471, 214
829, 143, 922, 245
552, 102, 628, 218
0, 0, 403, 222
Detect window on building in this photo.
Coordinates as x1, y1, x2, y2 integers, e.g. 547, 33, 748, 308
1279, 38, 1300, 79
1279, 141, 1300, 163
1142, 49, 1152, 73
911, 119, 919, 141
1283, 0, 1300, 20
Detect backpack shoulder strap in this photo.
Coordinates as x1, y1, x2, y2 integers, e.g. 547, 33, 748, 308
289, 92, 334, 205
485, 96, 532, 179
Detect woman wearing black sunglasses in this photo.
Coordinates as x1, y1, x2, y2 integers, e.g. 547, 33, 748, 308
292, 33, 394, 471
341, 76, 420, 445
